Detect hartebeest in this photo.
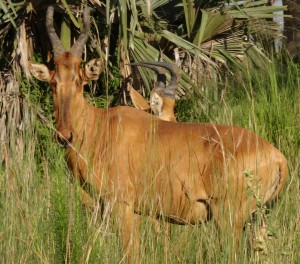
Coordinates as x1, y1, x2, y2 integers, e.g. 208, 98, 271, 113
130, 62, 177, 122
30, 6, 288, 263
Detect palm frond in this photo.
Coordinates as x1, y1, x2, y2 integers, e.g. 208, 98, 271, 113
0, 0, 289, 102
0, 0, 17, 28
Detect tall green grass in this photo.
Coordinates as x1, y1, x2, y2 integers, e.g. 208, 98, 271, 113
0, 55, 299, 263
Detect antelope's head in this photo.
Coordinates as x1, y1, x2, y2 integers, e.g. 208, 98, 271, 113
131, 62, 178, 122
30, 6, 103, 147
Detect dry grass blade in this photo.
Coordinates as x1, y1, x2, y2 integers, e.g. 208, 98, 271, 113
0, 72, 34, 163
16, 22, 33, 78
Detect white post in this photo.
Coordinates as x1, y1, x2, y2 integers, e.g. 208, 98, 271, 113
272, 0, 284, 52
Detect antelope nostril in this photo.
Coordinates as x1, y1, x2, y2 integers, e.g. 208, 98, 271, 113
56, 132, 73, 147
69, 132, 73, 143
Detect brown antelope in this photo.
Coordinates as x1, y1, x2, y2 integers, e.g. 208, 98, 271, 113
130, 62, 177, 122
30, 6, 288, 263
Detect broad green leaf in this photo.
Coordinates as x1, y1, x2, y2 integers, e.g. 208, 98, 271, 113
60, 17, 71, 51
182, 0, 196, 38
194, 9, 209, 46
195, 11, 233, 45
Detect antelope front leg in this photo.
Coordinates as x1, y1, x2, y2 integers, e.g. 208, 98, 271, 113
114, 202, 141, 263
79, 187, 95, 208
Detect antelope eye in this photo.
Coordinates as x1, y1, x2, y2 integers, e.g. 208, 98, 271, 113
76, 79, 83, 87
50, 80, 57, 88
49, 80, 57, 94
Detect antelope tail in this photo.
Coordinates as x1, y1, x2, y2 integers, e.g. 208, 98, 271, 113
265, 152, 288, 205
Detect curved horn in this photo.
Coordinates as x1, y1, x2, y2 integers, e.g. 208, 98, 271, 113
70, 7, 91, 57
130, 62, 167, 91
132, 62, 178, 98
46, 6, 66, 57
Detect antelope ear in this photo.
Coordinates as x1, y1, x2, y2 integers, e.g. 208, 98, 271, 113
30, 62, 51, 82
84, 58, 104, 80
129, 86, 150, 111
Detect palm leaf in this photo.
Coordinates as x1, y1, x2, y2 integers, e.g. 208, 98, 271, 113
0, 0, 17, 28
0, 0, 290, 103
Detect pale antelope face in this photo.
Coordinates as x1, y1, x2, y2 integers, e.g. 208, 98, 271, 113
30, 6, 103, 147
150, 91, 164, 116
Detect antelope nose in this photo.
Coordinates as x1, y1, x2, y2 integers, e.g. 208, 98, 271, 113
56, 131, 73, 147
